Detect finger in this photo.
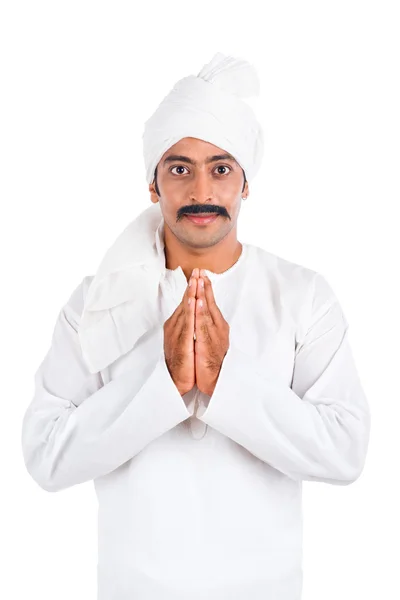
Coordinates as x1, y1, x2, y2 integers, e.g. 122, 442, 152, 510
196, 276, 214, 326
195, 295, 208, 344
187, 270, 199, 335
186, 277, 197, 342
182, 274, 197, 305
195, 279, 215, 344
172, 304, 195, 355
195, 295, 215, 345
178, 275, 197, 325
201, 273, 224, 324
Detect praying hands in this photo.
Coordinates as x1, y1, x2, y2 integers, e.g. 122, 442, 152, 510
163, 268, 230, 397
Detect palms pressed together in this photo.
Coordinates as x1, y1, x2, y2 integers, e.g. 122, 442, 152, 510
191, 268, 230, 396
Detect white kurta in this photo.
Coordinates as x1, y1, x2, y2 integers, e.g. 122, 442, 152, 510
21, 213, 370, 600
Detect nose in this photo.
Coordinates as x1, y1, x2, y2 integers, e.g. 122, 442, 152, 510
189, 170, 214, 204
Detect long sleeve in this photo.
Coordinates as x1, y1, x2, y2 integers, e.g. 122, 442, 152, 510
21, 277, 193, 493
196, 271, 371, 484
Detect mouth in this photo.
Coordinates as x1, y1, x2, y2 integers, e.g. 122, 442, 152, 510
184, 214, 220, 225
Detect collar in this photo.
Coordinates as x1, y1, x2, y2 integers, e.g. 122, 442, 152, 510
78, 203, 167, 373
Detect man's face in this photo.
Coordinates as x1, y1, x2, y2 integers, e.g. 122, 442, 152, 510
149, 137, 249, 250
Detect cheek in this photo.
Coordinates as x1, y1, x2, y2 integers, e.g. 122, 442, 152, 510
218, 181, 243, 203
224, 199, 241, 219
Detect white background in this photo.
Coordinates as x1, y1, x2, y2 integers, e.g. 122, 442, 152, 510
1, 1, 399, 598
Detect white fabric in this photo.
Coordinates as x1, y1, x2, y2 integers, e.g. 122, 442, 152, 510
21, 211, 370, 599
142, 52, 264, 185
77, 202, 166, 374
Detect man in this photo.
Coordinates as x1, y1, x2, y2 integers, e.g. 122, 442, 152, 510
21, 52, 370, 599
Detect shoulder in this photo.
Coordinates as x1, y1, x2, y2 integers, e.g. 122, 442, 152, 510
248, 243, 318, 292
247, 243, 343, 321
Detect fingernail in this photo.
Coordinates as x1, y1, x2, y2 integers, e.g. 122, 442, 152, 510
188, 297, 192, 305
199, 299, 203, 308
191, 269, 196, 277
188, 278, 192, 287
200, 278, 204, 288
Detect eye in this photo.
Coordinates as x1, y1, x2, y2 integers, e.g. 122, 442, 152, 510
214, 165, 232, 175
170, 165, 189, 175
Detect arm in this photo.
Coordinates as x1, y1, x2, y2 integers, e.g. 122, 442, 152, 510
196, 272, 371, 484
21, 277, 192, 493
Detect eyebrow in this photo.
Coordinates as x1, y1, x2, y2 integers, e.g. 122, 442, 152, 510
163, 153, 238, 167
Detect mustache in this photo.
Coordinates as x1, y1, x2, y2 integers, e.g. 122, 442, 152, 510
176, 204, 230, 222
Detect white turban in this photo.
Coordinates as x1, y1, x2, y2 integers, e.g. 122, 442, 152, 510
142, 52, 264, 185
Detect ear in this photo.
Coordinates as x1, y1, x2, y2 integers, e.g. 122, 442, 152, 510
149, 183, 159, 204
243, 181, 249, 197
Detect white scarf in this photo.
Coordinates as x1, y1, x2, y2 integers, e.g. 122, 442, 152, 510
78, 203, 166, 373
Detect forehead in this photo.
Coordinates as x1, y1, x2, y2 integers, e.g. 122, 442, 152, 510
166, 137, 225, 154
159, 137, 239, 167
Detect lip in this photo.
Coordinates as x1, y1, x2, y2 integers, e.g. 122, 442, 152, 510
184, 214, 219, 225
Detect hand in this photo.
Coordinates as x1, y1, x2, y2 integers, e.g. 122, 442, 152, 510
193, 269, 230, 396
163, 273, 198, 396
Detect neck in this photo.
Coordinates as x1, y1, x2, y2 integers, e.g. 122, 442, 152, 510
163, 224, 243, 282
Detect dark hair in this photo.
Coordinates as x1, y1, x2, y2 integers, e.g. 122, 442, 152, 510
152, 164, 247, 197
